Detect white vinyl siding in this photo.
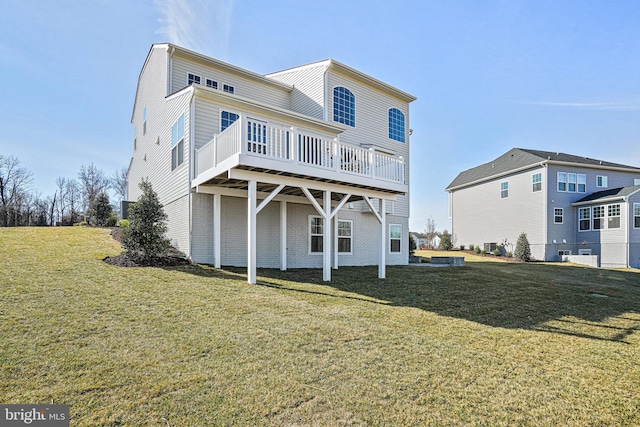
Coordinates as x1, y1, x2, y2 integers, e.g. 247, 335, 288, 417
265, 63, 328, 119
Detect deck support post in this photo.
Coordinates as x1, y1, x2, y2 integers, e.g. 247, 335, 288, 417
333, 214, 339, 270
280, 201, 287, 271
247, 180, 257, 284
379, 198, 386, 279
323, 190, 332, 281
213, 193, 221, 269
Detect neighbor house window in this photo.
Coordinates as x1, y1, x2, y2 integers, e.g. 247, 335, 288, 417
579, 207, 591, 231
596, 176, 608, 188
558, 250, 571, 256
337, 219, 353, 253
593, 206, 605, 229
309, 216, 323, 253
500, 181, 509, 199
389, 224, 402, 253
554, 208, 563, 224
171, 113, 185, 171
558, 172, 567, 192
634, 203, 640, 228
532, 173, 542, 192
223, 84, 234, 94
608, 204, 620, 229
188, 73, 201, 85
221, 111, 239, 132
388, 108, 405, 142
132, 125, 137, 150
143, 107, 147, 135
333, 86, 355, 127
206, 79, 218, 89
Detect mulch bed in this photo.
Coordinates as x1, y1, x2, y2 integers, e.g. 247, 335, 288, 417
104, 227, 191, 268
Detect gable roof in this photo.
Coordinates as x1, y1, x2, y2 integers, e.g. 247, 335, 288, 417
572, 185, 640, 206
446, 148, 640, 191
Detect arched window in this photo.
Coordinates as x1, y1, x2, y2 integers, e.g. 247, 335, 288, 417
333, 86, 355, 127
388, 108, 405, 142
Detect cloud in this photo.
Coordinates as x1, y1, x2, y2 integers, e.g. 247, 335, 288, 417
515, 100, 640, 111
154, 0, 234, 59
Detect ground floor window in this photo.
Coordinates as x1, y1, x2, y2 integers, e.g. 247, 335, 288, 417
337, 219, 352, 253
389, 224, 402, 253
593, 206, 605, 229
309, 216, 323, 253
608, 204, 621, 229
635, 203, 640, 229
579, 207, 591, 231
558, 250, 571, 256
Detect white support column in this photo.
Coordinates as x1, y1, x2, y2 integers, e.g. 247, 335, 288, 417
333, 214, 339, 270
379, 198, 386, 279
213, 193, 221, 269
323, 190, 332, 281
247, 180, 257, 284
280, 201, 287, 271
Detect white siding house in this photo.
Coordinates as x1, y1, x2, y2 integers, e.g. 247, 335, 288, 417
446, 148, 640, 268
127, 44, 416, 283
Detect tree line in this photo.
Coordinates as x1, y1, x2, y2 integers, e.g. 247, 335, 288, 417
0, 154, 127, 227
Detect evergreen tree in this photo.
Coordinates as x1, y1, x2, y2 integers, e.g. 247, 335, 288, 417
121, 180, 170, 261
514, 231, 532, 262
439, 230, 453, 251
89, 192, 112, 226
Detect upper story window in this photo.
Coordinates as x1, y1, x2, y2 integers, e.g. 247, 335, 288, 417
554, 208, 563, 224
557, 172, 586, 193
206, 79, 218, 89
579, 207, 591, 231
171, 113, 185, 171
532, 173, 542, 192
221, 111, 239, 132
634, 203, 640, 228
188, 73, 201, 85
142, 107, 147, 135
388, 108, 405, 142
635, 178, 640, 185
596, 176, 608, 188
223, 84, 234, 94
500, 181, 509, 199
333, 86, 355, 127
608, 204, 620, 229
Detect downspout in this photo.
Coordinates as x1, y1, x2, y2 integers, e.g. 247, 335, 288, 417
323, 63, 329, 121
168, 46, 175, 95
188, 89, 195, 261
541, 163, 548, 260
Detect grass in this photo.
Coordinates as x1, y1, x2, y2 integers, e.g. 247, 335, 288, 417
1, 227, 639, 426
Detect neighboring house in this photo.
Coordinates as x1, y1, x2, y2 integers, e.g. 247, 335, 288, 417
446, 148, 640, 268
126, 44, 416, 283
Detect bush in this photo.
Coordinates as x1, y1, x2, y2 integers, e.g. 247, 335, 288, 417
88, 192, 113, 227
514, 232, 532, 262
492, 249, 501, 256
474, 246, 481, 254
506, 251, 513, 258
118, 219, 130, 229
438, 230, 453, 251
459, 245, 466, 251
469, 244, 475, 251
74, 221, 87, 227
121, 180, 171, 261
107, 214, 118, 227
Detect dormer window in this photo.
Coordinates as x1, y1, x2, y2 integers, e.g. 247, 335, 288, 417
333, 86, 355, 127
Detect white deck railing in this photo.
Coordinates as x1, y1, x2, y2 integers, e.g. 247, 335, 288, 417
196, 115, 405, 184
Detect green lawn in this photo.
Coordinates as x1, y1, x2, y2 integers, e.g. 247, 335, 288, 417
1, 227, 639, 426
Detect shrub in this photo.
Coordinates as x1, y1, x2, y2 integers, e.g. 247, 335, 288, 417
514, 232, 532, 262
459, 245, 466, 251
74, 221, 87, 227
121, 180, 171, 261
89, 192, 113, 227
474, 246, 481, 254
506, 251, 513, 258
438, 230, 453, 251
492, 249, 501, 256
118, 219, 130, 229
107, 214, 118, 227
469, 244, 475, 251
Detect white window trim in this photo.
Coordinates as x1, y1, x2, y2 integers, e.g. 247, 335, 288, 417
557, 172, 567, 192
188, 73, 201, 85
389, 223, 402, 254
592, 205, 605, 230
578, 207, 591, 232
500, 181, 509, 199
337, 219, 353, 255
554, 208, 563, 224
596, 175, 608, 188
332, 85, 356, 129
558, 249, 572, 256
206, 78, 218, 89
220, 109, 240, 133
309, 215, 323, 255
171, 113, 185, 171
532, 173, 542, 192
607, 204, 621, 229
578, 249, 592, 256
634, 203, 640, 229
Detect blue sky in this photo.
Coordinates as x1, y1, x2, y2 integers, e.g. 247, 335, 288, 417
1, 0, 639, 232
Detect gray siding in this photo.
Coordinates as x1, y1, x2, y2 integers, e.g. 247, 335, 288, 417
451, 166, 545, 259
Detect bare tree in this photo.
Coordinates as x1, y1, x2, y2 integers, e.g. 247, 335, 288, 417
424, 217, 437, 249
0, 155, 33, 226
66, 178, 81, 224
55, 177, 68, 225
78, 163, 110, 220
